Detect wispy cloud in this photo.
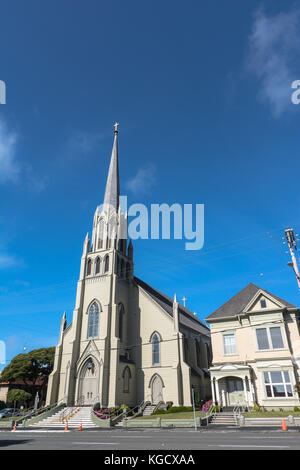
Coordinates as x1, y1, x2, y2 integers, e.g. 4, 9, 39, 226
14, 280, 30, 287
67, 130, 106, 155
24, 164, 46, 193
0, 118, 19, 183
125, 164, 156, 196
0, 117, 45, 192
246, 7, 300, 117
0, 254, 19, 269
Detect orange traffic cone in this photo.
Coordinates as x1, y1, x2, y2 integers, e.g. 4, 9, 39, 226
12, 424, 17, 432
64, 423, 68, 431
78, 422, 82, 431
281, 419, 287, 431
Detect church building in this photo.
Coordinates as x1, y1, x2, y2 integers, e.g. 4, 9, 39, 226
46, 124, 211, 409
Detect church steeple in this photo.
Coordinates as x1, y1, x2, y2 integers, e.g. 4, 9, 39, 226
103, 123, 120, 215
91, 123, 128, 254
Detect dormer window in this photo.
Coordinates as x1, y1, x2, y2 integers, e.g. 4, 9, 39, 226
260, 299, 267, 309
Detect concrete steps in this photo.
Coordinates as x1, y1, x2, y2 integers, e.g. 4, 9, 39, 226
143, 405, 156, 416
31, 406, 97, 428
210, 412, 237, 426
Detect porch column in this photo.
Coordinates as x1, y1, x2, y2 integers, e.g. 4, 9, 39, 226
249, 380, 255, 405
242, 377, 248, 404
211, 378, 216, 403
215, 378, 220, 404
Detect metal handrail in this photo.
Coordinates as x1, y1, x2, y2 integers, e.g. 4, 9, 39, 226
15, 399, 66, 427
122, 400, 151, 421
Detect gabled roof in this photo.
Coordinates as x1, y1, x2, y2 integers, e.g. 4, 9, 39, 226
134, 276, 210, 336
205, 283, 298, 322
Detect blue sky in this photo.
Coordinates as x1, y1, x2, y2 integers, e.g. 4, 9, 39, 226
1, 0, 300, 368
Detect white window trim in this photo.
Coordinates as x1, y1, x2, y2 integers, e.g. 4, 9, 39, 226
223, 332, 237, 356
254, 324, 287, 352
262, 370, 294, 400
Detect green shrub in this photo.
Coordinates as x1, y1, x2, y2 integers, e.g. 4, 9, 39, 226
253, 402, 260, 413
108, 407, 119, 415
6, 389, 31, 407
152, 409, 168, 415
294, 406, 300, 412
168, 406, 199, 413
120, 404, 130, 413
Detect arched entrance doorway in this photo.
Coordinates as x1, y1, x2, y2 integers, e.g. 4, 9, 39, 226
78, 358, 99, 405
151, 375, 164, 404
226, 377, 244, 406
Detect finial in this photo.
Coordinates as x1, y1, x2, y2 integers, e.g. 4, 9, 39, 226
174, 293, 177, 303
114, 122, 119, 134
182, 296, 187, 307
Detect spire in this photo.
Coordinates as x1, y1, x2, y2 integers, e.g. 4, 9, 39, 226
59, 311, 67, 344
103, 123, 120, 214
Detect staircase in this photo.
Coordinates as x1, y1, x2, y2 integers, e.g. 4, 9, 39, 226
143, 405, 156, 416
210, 411, 238, 426
31, 406, 97, 428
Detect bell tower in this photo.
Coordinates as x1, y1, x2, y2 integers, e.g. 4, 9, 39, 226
47, 123, 136, 408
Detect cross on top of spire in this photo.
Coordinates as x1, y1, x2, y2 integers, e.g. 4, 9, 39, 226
114, 122, 119, 134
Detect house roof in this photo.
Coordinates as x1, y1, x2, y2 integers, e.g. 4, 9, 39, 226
0, 376, 45, 386
205, 283, 298, 322
134, 276, 210, 336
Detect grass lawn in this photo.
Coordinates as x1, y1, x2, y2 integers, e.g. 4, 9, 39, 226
243, 411, 300, 418
134, 411, 205, 420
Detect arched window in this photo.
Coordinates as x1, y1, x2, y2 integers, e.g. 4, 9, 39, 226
126, 262, 130, 279
196, 341, 201, 368
86, 258, 92, 276
123, 366, 131, 393
116, 255, 121, 276
120, 259, 125, 278
104, 255, 109, 273
184, 336, 189, 362
118, 304, 125, 340
87, 302, 100, 339
151, 333, 160, 366
95, 257, 101, 275
206, 343, 212, 367
98, 219, 104, 249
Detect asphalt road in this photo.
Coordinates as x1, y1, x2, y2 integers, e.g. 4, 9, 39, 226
0, 427, 300, 450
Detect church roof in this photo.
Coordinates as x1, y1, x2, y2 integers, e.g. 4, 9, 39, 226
205, 283, 297, 321
134, 277, 210, 336
103, 125, 120, 213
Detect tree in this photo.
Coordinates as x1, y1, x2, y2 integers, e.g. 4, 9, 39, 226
0, 347, 55, 402
6, 389, 32, 409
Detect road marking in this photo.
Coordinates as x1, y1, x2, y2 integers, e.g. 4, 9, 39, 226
107, 436, 149, 438
10, 429, 71, 434
238, 436, 294, 439
73, 442, 119, 445
208, 444, 290, 448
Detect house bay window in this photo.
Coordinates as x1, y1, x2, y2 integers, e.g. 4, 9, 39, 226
264, 371, 293, 398
223, 334, 237, 355
256, 326, 284, 350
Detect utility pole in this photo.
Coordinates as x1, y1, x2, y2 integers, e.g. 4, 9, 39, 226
285, 227, 300, 290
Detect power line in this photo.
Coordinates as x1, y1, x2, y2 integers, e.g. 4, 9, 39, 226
1, 333, 211, 365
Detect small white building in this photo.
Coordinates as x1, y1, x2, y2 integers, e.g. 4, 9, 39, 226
46, 125, 211, 409
206, 284, 300, 410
